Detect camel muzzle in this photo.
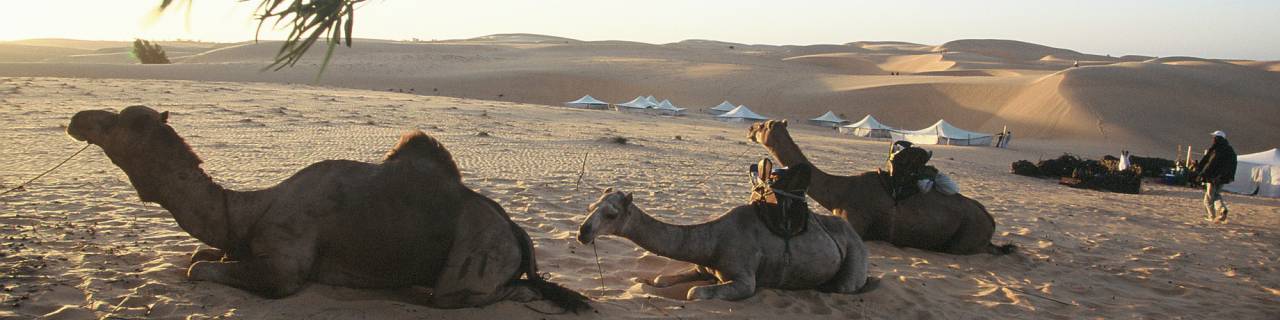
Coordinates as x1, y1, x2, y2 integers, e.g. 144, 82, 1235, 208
576, 226, 593, 244
67, 110, 118, 144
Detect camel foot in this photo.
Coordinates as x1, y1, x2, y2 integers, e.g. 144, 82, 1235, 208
189, 248, 225, 264
687, 286, 716, 301
855, 277, 879, 294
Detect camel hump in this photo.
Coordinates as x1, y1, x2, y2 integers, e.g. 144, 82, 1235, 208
384, 130, 461, 179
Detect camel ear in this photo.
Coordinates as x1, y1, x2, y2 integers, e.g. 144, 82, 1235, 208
780, 119, 788, 126
624, 192, 633, 204
160, 111, 169, 123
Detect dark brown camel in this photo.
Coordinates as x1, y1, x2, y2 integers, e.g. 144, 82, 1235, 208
66, 105, 589, 311
749, 120, 1013, 255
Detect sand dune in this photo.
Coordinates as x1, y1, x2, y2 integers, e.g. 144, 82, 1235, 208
0, 77, 1276, 319
936, 39, 1116, 63
782, 53, 885, 75
0, 34, 1277, 155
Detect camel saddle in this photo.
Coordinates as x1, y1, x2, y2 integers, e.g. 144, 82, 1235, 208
749, 159, 813, 239
885, 144, 937, 203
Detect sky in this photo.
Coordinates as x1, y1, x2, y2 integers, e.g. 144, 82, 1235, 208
2, 0, 1278, 60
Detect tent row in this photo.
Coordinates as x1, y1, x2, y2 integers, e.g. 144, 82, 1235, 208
706, 100, 769, 122
615, 95, 688, 116
568, 95, 776, 122
566, 95, 687, 116
837, 115, 994, 146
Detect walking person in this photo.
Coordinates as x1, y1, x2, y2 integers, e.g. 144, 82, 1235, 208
1196, 130, 1237, 223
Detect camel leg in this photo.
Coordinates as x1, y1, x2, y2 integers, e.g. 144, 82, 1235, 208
819, 237, 870, 294
428, 204, 524, 309
650, 265, 713, 288
189, 247, 225, 264
687, 278, 757, 301
187, 252, 313, 298
686, 260, 759, 301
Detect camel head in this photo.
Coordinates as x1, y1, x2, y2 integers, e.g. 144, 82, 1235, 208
577, 187, 634, 244
748, 119, 789, 146
68, 105, 170, 148
67, 105, 201, 195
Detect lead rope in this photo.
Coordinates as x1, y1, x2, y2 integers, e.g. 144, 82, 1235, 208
690, 146, 753, 189
575, 148, 607, 297
1, 144, 91, 196
592, 242, 605, 296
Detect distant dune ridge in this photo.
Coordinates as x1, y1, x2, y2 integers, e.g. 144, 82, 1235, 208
1, 34, 1277, 154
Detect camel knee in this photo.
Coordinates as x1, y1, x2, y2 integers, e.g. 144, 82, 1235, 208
687, 280, 756, 301
187, 260, 307, 299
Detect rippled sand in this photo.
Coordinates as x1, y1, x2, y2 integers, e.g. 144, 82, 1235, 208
1, 77, 1277, 319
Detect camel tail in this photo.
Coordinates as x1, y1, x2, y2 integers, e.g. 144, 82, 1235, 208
970, 197, 1016, 255
491, 196, 590, 314
509, 221, 591, 313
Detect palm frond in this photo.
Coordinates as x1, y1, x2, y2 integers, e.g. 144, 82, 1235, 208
158, 0, 364, 75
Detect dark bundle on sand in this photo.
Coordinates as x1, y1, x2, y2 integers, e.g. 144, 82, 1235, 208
1011, 160, 1040, 176
1061, 168, 1142, 194
1129, 156, 1176, 177
1011, 154, 1142, 194
1024, 154, 1107, 178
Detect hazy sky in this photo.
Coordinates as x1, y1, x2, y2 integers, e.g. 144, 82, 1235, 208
3, 0, 1278, 60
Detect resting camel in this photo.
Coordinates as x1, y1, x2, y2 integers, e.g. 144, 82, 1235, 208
748, 120, 1013, 255
66, 106, 589, 311
576, 188, 872, 301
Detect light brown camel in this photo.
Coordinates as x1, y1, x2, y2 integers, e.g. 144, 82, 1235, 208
748, 120, 1014, 255
577, 189, 873, 301
66, 105, 589, 311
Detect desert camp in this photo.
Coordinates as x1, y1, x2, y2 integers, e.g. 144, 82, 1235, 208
0, 1, 1277, 319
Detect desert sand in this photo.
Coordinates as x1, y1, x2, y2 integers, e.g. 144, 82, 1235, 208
2, 35, 1278, 154
0, 35, 1278, 319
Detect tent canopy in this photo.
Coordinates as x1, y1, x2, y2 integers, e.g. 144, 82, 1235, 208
710, 101, 737, 112
645, 95, 660, 105
896, 119, 991, 139
1224, 148, 1280, 198
716, 105, 768, 120
891, 119, 992, 146
842, 115, 893, 130
1239, 148, 1280, 164
617, 96, 655, 109
655, 99, 685, 111
567, 95, 609, 105
840, 115, 894, 138
810, 111, 848, 124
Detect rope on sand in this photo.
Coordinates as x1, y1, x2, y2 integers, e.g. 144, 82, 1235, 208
1, 144, 90, 196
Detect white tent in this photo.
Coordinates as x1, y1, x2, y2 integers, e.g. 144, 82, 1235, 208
716, 105, 769, 123
616, 96, 655, 111
890, 119, 993, 146
645, 95, 660, 105
1224, 148, 1280, 197
565, 95, 610, 109
709, 101, 737, 114
809, 111, 849, 128
839, 115, 894, 138
652, 99, 686, 116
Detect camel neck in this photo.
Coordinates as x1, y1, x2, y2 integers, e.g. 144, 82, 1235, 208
103, 142, 236, 250
618, 205, 717, 267
763, 131, 845, 214
764, 132, 812, 167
